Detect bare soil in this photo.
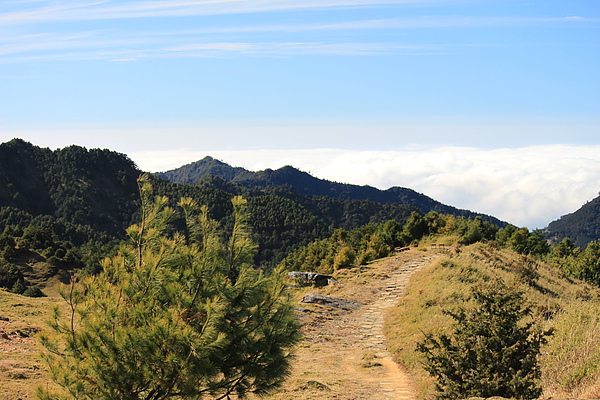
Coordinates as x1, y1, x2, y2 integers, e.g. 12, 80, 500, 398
262, 250, 438, 400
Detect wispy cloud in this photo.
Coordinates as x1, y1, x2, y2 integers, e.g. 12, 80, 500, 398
3, 0, 599, 26
0, 32, 448, 62
129, 145, 600, 229
165, 41, 440, 56
2, 0, 598, 63
310, 15, 600, 30
0, 0, 440, 25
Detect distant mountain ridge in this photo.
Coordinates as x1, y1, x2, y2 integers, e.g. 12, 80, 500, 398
3, 138, 598, 297
545, 194, 600, 248
0, 140, 422, 269
159, 156, 506, 226
0, 138, 141, 239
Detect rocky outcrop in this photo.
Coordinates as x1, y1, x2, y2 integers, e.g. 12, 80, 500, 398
289, 271, 334, 286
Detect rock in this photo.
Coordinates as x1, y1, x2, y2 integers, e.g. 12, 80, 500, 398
301, 293, 361, 310
15, 329, 29, 338
0, 316, 9, 321
288, 271, 334, 286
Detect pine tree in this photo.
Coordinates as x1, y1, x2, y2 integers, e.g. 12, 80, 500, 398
38, 175, 299, 399
416, 279, 551, 400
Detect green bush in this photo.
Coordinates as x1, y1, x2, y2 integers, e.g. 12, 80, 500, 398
38, 179, 299, 400
417, 279, 551, 399
0, 262, 25, 291
23, 286, 46, 297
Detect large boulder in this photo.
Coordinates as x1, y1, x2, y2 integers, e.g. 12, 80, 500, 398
288, 271, 333, 286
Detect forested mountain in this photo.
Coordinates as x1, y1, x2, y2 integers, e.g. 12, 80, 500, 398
160, 156, 505, 225
0, 140, 419, 286
0, 138, 141, 243
544, 194, 600, 248
0, 139, 514, 295
148, 175, 420, 267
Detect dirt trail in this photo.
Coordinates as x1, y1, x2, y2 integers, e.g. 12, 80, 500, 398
266, 251, 437, 400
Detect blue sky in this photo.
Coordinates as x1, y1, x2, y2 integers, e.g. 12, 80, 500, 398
1, 0, 599, 229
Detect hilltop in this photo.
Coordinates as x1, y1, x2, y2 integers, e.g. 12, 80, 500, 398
162, 157, 600, 249
159, 156, 506, 226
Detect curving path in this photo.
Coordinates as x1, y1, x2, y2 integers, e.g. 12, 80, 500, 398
267, 251, 437, 400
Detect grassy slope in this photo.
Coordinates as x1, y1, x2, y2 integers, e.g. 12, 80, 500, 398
0, 289, 66, 400
2, 242, 600, 399
385, 242, 600, 399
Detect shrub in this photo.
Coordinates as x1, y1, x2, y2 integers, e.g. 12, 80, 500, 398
333, 245, 356, 269
23, 286, 46, 297
417, 279, 551, 399
38, 178, 300, 400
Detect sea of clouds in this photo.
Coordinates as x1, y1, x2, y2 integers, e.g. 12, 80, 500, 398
131, 145, 600, 230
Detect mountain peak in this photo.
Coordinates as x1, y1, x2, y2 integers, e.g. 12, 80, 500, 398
159, 157, 506, 226
159, 156, 249, 184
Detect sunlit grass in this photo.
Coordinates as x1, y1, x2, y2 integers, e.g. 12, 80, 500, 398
385, 242, 600, 399
0, 288, 65, 399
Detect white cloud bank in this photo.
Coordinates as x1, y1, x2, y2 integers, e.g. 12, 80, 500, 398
130, 145, 600, 230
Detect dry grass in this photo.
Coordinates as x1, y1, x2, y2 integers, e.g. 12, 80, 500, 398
3, 244, 600, 399
385, 242, 600, 399
0, 288, 66, 400
542, 301, 600, 398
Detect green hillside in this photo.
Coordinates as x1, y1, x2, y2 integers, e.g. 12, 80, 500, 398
0, 138, 140, 241
545, 194, 600, 248
0, 140, 420, 293
1, 145, 600, 399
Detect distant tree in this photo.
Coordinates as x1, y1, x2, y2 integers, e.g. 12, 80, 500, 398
38, 176, 299, 400
456, 216, 499, 245
496, 224, 517, 247
417, 279, 550, 399
571, 240, 600, 286
0, 231, 17, 260
333, 245, 356, 269
553, 237, 577, 257
497, 226, 549, 256
402, 211, 427, 243
424, 211, 446, 235
0, 262, 25, 292
20, 226, 56, 251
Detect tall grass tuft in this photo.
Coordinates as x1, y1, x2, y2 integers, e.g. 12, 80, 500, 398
542, 302, 600, 398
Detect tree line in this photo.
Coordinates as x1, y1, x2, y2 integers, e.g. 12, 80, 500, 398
280, 209, 600, 292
